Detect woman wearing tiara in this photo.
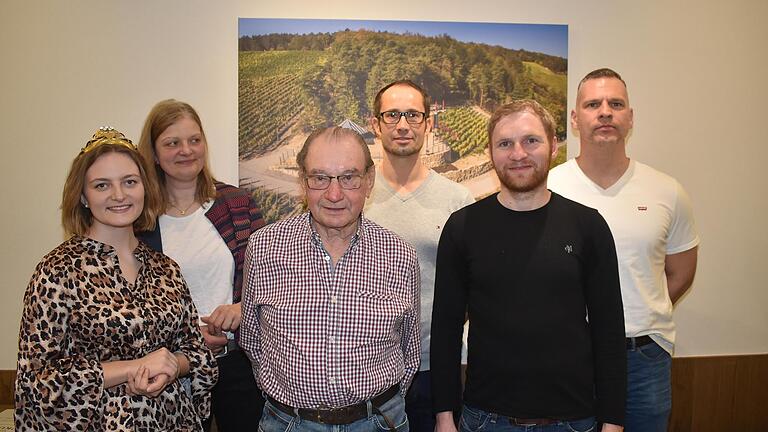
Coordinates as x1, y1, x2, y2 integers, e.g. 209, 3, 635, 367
14, 127, 217, 431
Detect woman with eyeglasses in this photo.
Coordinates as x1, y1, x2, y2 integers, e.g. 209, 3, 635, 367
137, 100, 266, 432
15, 127, 218, 431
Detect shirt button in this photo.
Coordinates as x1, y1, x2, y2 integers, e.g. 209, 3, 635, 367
329, 336, 336, 343
324, 255, 331, 261
330, 296, 337, 304
329, 377, 336, 384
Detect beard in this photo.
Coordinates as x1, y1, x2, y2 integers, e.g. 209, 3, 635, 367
381, 137, 424, 157
493, 157, 550, 193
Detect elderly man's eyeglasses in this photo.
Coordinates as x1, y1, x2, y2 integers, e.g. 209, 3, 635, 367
305, 173, 366, 190
378, 110, 426, 125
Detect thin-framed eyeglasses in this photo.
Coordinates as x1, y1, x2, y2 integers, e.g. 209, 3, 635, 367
378, 110, 426, 125
305, 173, 367, 190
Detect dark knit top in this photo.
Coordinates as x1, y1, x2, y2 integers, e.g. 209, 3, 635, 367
431, 193, 626, 425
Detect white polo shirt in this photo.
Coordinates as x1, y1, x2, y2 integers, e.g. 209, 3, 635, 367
549, 159, 699, 353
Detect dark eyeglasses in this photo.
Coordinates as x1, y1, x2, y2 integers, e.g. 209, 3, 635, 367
378, 110, 426, 125
305, 173, 366, 190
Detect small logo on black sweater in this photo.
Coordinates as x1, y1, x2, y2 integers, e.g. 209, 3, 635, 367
564, 244, 573, 254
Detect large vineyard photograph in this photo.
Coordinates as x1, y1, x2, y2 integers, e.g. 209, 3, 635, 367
238, 18, 568, 223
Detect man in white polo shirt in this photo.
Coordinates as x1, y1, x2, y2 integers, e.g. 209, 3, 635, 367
549, 68, 700, 432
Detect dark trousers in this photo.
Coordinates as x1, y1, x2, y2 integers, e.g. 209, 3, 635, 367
204, 350, 265, 432
406, 370, 435, 432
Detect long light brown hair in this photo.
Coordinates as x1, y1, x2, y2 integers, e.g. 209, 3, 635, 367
137, 99, 217, 209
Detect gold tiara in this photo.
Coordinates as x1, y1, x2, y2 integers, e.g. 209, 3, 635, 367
80, 126, 137, 155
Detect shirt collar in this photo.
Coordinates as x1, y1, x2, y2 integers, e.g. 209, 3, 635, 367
201, 198, 215, 212
306, 212, 364, 250
75, 234, 150, 263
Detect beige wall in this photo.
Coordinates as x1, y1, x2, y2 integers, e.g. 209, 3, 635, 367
1, 0, 766, 369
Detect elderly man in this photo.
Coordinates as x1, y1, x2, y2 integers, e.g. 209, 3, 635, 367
432, 100, 626, 432
365, 80, 474, 432
241, 126, 421, 432
549, 68, 699, 432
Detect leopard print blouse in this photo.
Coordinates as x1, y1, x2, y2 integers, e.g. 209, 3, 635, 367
15, 236, 218, 431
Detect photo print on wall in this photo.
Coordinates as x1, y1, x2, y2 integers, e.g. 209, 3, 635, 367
238, 18, 568, 223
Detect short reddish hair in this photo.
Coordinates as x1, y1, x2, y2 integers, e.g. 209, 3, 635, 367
487, 99, 557, 147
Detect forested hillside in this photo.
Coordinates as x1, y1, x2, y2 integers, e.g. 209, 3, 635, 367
239, 29, 566, 157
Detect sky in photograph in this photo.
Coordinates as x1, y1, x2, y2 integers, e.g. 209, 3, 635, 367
239, 18, 567, 58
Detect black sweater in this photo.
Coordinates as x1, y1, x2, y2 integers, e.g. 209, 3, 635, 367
431, 193, 626, 425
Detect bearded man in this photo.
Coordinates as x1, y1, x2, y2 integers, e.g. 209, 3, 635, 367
431, 100, 627, 432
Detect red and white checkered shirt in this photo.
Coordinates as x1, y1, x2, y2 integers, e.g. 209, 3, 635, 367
240, 213, 420, 408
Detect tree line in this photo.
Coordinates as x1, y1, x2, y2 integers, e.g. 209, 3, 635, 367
239, 29, 567, 138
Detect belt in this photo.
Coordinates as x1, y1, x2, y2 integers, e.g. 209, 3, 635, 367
216, 339, 240, 358
626, 335, 654, 349
265, 384, 399, 425
509, 417, 558, 426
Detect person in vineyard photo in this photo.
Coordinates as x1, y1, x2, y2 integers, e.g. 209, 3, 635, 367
240, 126, 420, 432
14, 127, 217, 431
136, 99, 267, 432
431, 100, 626, 432
549, 68, 700, 432
364, 80, 474, 432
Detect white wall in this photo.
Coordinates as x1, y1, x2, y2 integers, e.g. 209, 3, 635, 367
1, 0, 766, 369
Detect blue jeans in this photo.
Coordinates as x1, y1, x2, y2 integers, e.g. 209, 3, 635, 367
459, 405, 596, 432
625, 340, 672, 432
405, 371, 435, 432
259, 392, 409, 432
